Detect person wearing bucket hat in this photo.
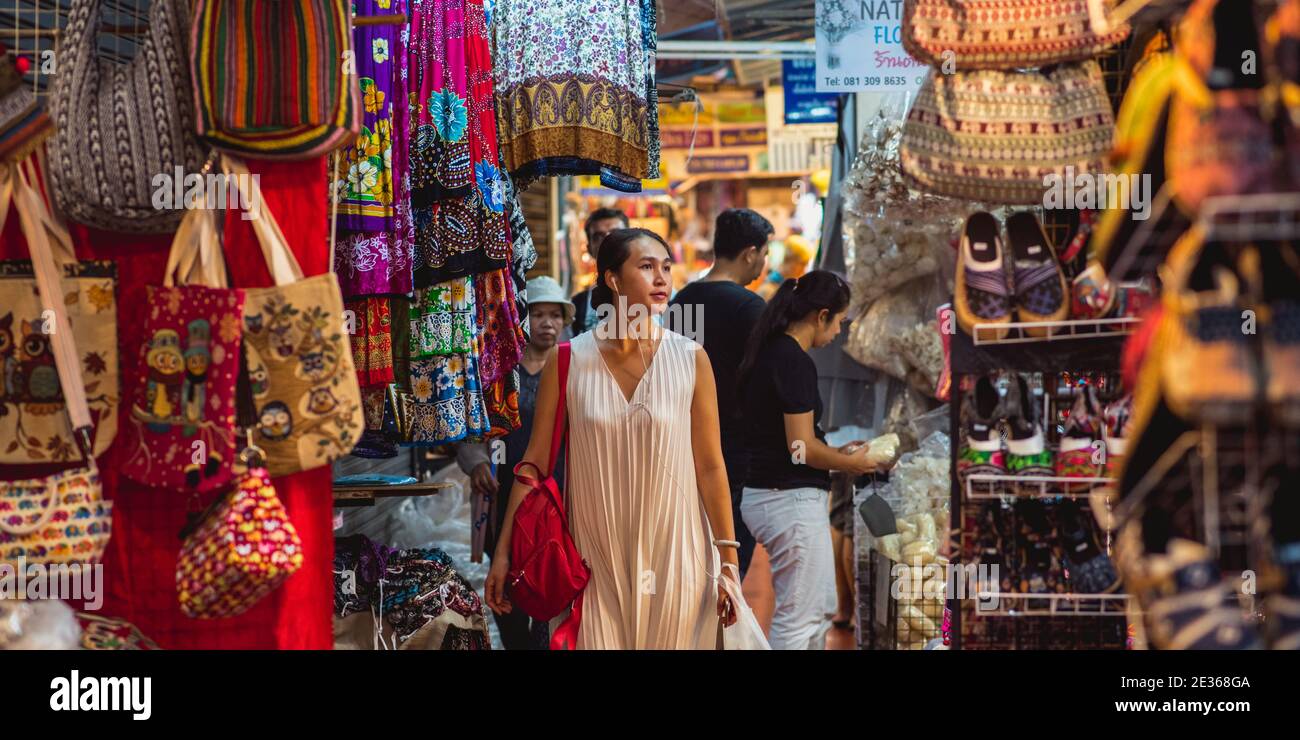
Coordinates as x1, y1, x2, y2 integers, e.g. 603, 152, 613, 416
455, 275, 574, 648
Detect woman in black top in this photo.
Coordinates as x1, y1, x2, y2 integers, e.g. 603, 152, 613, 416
738, 270, 878, 649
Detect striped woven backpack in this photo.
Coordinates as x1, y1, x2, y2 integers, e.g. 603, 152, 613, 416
190, 0, 361, 159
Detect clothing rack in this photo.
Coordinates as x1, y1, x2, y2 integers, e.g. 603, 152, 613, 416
2, 13, 408, 38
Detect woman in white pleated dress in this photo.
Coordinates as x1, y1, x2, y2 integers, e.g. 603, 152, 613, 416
484, 228, 741, 649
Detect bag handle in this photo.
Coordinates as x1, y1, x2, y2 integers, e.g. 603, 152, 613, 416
3, 160, 95, 460
163, 203, 227, 288
0, 156, 76, 268
511, 343, 571, 512
220, 154, 305, 286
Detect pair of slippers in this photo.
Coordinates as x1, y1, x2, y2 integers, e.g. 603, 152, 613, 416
955, 212, 1070, 341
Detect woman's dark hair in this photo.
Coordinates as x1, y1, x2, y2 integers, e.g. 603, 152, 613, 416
737, 270, 851, 384
589, 227, 673, 314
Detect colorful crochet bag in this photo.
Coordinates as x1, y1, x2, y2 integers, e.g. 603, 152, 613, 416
0, 154, 119, 464
176, 454, 304, 619
191, 0, 361, 159
902, 0, 1130, 70
121, 202, 246, 493
219, 155, 363, 476
901, 61, 1116, 204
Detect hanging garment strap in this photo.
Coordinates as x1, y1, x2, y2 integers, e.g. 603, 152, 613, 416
220, 154, 305, 286
3, 159, 95, 459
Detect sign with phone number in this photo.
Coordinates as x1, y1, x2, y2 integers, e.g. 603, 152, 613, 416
815, 0, 927, 93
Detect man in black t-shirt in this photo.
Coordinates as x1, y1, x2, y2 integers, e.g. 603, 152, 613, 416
570, 207, 630, 334
667, 208, 773, 579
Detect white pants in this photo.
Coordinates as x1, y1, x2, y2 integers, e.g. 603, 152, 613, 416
741, 486, 837, 650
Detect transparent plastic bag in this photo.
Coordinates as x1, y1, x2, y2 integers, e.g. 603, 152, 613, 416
841, 113, 970, 313
718, 563, 769, 650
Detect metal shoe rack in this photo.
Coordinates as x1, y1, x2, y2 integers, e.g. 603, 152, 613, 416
948, 329, 1137, 649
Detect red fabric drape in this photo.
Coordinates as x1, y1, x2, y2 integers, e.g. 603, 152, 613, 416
0, 157, 333, 649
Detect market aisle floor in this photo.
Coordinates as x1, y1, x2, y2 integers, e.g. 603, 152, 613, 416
742, 537, 855, 650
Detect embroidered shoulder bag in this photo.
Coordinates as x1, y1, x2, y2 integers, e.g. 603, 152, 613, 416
903, 0, 1130, 70
0, 158, 112, 567
218, 155, 364, 475
121, 193, 246, 492
48, 0, 205, 232
900, 61, 1116, 204
191, 0, 361, 159
0, 153, 119, 463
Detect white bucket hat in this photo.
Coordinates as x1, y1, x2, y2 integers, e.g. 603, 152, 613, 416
525, 276, 576, 325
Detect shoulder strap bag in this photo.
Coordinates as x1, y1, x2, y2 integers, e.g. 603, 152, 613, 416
506, 343, 590, 650
0, 158, 112, 567
48, 0, 205, 233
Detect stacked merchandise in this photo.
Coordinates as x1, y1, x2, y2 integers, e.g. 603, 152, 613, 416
333, 534, 492, 649
895, 0, 1141, 649
1097, 0, 1300, 651
0, 0, 362, 648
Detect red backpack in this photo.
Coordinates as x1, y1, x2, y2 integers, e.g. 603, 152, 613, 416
508, 343, 590, 649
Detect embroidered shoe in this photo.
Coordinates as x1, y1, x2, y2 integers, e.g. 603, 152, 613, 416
1004, 375, 1053, 491
1158, 228, 1262, 424
1006, 212, 1069, 336
1055, 499, 1120, 595
1121, 530, 1263, 650
1057, 385, 1104, 480
959, 375, 1006, 487
1101, 395, 1133, 479
955, 212, 1013, 341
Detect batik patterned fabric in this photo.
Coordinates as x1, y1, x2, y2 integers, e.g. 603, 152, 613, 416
380, 546, 491, 649
346, 297, 395, 387
484, 367, 520, 438
405, 351, 488, 444
335, 0, 404, 231
176, 466, 304, 619
410, 277, 475, 357
641, 0, 660, 180
335, 228, 414, 298
492, 0, 652, 191
334, 0, 414, 297
474, 267, 525, 387
503, 166, 535, 336
409, 0, 510, 285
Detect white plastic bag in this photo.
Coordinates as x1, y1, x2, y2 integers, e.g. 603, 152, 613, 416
718, 564, 769, 650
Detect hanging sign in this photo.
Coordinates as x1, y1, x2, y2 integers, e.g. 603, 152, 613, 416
814, 0, 926, 93
783, 59, 840, 125
685, 155, 751, 174
719, 127, 768, 148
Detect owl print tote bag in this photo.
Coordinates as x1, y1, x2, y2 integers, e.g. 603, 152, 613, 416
121, 202, 246, 492
221, 156, 362, 476
0, 154, 119, 464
